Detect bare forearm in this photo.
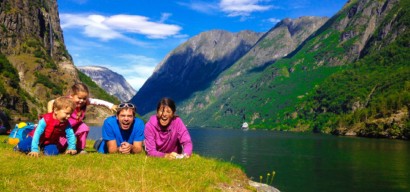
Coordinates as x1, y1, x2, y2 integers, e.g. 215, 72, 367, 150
131, 145, 142, 154
106, 140, 118, 153
107, 146, 119, 153
131, 142, 143, 154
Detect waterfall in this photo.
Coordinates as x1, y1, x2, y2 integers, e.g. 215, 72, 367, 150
49, 14, 53, 57
44, 0, 53, 57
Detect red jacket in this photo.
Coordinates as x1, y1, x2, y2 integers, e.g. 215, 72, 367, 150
29, 113, 69, 145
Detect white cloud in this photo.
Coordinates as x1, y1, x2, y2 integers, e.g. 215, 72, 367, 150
267, 18, 281, 24
60, 14, 120, 41
180, 0, 273, 17
125, 76, 149, 91
70, 0, 88, 4
115, 54, 157, 77
219, 0, 273, 17
65, 37, 105, 52
60, 13, 182, 41
178, 1, 219, 14
103, 54, 157, 90
105, 15, 181, 39
159, 13, 172, 23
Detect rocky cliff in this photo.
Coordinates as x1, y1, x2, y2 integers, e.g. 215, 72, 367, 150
0, 0, 77, 120
78, 66, 136, 102
0, 0, 115, 122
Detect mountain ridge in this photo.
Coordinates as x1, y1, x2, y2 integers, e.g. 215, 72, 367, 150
129, 0, 409, 139
131, 16, 328, 116
176, 0, 409, 139
131, 29, 264, 115
77, 66, 136, 102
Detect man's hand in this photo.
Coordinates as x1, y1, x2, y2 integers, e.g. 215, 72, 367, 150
28, 152, 39, 157
118, 142, 131, 154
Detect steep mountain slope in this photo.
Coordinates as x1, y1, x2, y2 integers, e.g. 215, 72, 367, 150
0, 0, 75, 120
176, 16, 330, 126
78, 66, 136, 102
177, 0, 408, 135
130, 30, 263, 115
0, 0, 117, 122
294, 0, 410, 138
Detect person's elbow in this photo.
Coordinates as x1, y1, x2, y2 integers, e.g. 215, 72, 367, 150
144, 148, 156, 157
133, 148, 143, 154
107, 148, 118, 154
132, 145, 143, 154
107, 145, 118, 153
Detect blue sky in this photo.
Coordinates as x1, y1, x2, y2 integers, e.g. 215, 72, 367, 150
58, 0, 347, 90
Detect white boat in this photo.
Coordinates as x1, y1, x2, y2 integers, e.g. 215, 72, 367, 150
241, 122, 249, 131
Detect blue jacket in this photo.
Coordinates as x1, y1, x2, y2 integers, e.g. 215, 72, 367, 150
98, 116, 144, 153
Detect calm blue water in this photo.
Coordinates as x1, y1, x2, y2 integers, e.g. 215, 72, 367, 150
89, 126, 410, 192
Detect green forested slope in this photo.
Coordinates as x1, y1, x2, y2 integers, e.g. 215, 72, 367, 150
180, 0, 409, 139
296, 27, 410, 138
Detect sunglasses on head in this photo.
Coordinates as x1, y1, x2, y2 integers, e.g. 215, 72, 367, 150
118, 103, 135, 109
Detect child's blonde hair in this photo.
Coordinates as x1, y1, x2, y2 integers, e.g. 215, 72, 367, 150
69, 83, 90, 96
53, 96, 76, 112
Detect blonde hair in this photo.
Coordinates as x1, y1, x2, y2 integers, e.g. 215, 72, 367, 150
53, 96, 76, 112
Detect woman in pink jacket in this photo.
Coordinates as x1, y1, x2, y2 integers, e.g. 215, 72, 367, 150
144, 97, 193, 159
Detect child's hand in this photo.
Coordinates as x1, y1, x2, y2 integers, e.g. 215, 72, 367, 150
65, 150, 77, 155
111, 105, 118, 113
28, 152, 39, 157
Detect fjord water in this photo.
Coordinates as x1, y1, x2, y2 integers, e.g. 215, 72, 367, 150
89, 127, 410, 192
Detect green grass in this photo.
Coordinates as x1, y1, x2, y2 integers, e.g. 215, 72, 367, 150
0, 136, 254, 192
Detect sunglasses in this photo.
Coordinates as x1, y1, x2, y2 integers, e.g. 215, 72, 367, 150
118, 103, 135, 109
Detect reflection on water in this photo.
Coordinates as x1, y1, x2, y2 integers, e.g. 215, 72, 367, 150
241, 135, 248, 165
88, 127, 410, 192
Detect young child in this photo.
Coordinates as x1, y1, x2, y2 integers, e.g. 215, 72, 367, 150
47, 83, 118, 154
16, 96, 77, 157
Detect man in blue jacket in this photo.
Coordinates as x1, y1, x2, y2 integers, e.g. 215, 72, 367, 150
97, 103, 144, 154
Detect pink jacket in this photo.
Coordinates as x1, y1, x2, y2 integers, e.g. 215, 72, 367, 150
144, 115, 193, 157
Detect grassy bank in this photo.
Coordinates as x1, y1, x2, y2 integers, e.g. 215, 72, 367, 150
0, 135, 254, 191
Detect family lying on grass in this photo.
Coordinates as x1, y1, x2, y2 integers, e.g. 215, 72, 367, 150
14, 83, 193, 160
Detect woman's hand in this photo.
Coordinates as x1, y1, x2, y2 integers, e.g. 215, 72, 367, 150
164, 152, 178, 159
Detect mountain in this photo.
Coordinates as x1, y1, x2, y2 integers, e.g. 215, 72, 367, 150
130, 30, 264, 115
177, 0, 409, 138
0, 0, 118, 123
129, 0, 409, 139
175, 16, 330, 127
130, 17, 328, 116
77, 66, 136, 102
131, 16, 328, 117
